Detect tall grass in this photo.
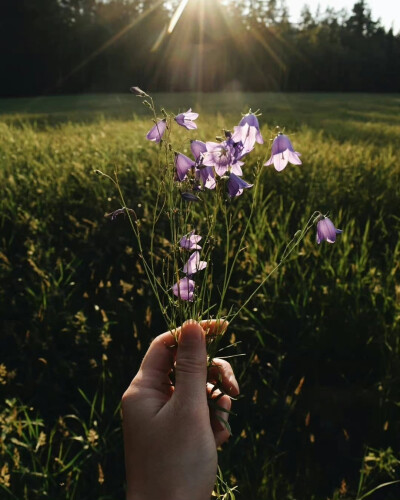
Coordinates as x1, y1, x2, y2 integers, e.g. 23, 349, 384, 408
0, 93, 399, 499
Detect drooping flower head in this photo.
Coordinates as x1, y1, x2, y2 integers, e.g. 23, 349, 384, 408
190, 140, 207, 164
175, 153, 195, 181
316, 217, 343, 244
130, 86, 147, 97
183, 251, 207, 276
180, 231, 202, 250
146, 119, 167, 143
175, 109, 199, 130
172, 277, 195, 301
174, 141, 215, 190
264, 133, 302, 172
190, 140, 216, 190
196, 165, 216, 190
227, 173, 253, 197
231, 112, 264, 152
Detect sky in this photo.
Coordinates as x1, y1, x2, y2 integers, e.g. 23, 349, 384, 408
285, 0, 400, 33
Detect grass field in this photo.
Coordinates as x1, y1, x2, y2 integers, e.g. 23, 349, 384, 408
0, 92, 400, 500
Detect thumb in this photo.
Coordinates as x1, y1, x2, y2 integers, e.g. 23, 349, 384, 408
174, 320, 207, 403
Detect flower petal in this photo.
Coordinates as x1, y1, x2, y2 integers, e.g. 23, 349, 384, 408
174, 109, 199, 130
227, 173, 253, 197
172, 277, 195, 301
183, 251, 207, 275
273, 150, 289, 171
191, 140, 207, 161
288, 150, 302, 165
180, 231, 202, 250
146, 119, 167, 143
175, 153, 195, 181
316, 217, 342, 244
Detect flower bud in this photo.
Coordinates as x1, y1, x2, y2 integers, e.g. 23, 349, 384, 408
129, 86, 147, 97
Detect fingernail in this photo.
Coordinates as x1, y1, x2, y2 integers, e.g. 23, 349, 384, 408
180, 320, 204, 345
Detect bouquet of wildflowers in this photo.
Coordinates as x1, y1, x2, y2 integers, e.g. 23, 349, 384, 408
102, 87, 341, 334
98, 87, 342, 495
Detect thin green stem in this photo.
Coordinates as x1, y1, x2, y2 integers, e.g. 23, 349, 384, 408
228, 210, 321, 324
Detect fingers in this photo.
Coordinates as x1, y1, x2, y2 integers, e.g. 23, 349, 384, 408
207, 358, 240, 397
128, 331, 176, 395
140, 331, 176, 371
199, 319, 229, 337
174, 320, 207, 403
207, 384, 232, 447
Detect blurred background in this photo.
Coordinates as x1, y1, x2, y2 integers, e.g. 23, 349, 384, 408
1, 0, 400, 97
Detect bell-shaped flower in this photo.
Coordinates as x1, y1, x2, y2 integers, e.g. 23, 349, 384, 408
190, 140, 207, 163
264, 133, 302, 172
146, 119, 167, 143
175, 153, 195, 181
172, 277, 195, 301
203, 141, 244, 177
316, 217, 343, 244
231, 112, 264, 152
175, 109, 199, 130
196, 165, 216, 190
183, 251, 207, 276
227, 173, 253, 197
175, 140, 215, 190
189, 140, 215, 189
180, 231, 202, 251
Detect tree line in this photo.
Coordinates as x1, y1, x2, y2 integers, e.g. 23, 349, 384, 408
1, 0, 399, 97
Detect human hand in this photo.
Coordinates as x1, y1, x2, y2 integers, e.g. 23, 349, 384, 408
122, 319, 240, 500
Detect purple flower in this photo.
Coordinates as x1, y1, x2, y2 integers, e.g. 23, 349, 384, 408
196, 166, 216, 190
264, 133, 302, 171
189, 140, 216, 190
190, 140, 207, 163
231, 112, 264, 152
203, 141, 244, 177
172, 277, 195, 301
175, 153, 195, 181
146, 119, 167, 143
316, 217, 343, 244
173, 141, 215, 191
175, 109, 199, 130
183, 251, 207, 275
227, 173, 253, 197
180, 231, 202, 250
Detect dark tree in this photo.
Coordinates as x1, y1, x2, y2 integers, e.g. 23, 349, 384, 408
0, 0, 399, 96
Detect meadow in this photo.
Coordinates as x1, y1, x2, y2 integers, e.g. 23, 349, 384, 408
0, 92, 400, 500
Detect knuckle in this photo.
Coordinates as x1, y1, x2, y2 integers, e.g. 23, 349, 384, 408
176, 355, 205, 375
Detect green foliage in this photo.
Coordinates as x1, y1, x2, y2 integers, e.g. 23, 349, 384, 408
0, 93, 399, 499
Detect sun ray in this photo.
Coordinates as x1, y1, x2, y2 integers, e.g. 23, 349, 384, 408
54, 0, 165, 91
168, 0, 190, 34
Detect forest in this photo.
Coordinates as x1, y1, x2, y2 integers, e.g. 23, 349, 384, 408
1, 0, 400, 96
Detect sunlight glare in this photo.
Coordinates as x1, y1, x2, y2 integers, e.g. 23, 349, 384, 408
168, 0, 190, 34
